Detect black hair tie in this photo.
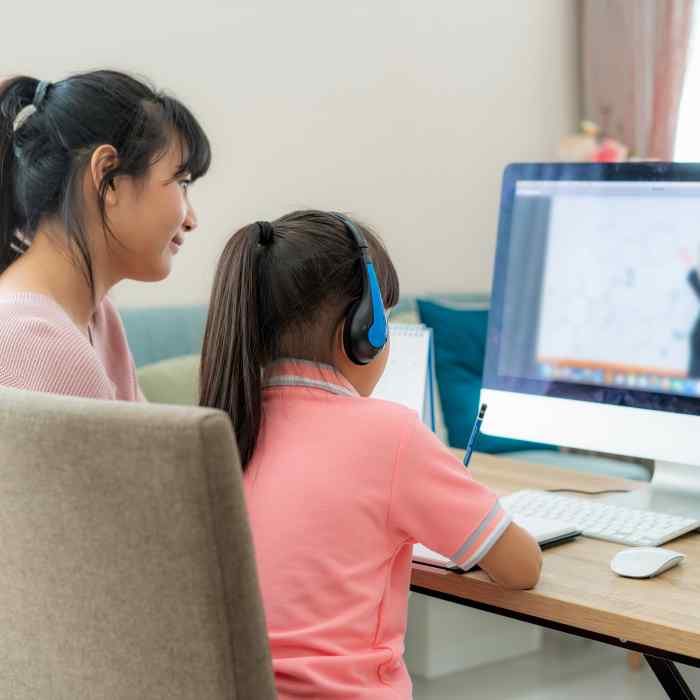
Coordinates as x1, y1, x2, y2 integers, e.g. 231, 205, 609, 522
33, 80, 52, 111
257, 221, 275, 246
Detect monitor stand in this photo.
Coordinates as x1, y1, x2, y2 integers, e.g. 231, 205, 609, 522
605, 461, 700, 518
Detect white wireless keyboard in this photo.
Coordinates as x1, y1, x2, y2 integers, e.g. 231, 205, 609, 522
502, 490, 700, 547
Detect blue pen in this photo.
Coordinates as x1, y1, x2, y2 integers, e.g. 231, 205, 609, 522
463, 403, 487, 468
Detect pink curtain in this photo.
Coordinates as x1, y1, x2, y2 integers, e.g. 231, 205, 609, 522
580, 0, 693, 159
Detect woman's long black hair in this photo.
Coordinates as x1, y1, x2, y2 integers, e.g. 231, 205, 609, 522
0, 70, 211, 297
199, 210, 400, 468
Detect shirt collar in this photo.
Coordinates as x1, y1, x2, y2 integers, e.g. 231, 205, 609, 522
263, 358, 359, 397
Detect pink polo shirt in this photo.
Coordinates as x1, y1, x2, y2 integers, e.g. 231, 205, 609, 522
244, 359, 511, 699
0, 291, 143, 401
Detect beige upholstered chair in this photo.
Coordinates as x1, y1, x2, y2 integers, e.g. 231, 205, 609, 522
0, 386, 276, 699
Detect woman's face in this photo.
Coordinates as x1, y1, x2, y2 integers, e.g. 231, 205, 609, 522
104, 139, 198, 283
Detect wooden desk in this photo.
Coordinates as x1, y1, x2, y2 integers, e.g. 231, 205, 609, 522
410, 451, 700, 699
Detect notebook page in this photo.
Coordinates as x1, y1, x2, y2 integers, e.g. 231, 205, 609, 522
371, 324, 431, 419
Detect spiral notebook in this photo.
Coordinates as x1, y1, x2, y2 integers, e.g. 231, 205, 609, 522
370, 323, 436, 431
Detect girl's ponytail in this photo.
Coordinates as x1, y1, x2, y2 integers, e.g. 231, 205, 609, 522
200, 210, 400, 470
200, 223, 270, 467
0, 76, 37, 273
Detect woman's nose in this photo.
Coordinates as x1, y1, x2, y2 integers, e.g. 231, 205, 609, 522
183, 205, 198, 233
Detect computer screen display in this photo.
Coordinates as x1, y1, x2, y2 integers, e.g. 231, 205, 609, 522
483, 163, 700, 416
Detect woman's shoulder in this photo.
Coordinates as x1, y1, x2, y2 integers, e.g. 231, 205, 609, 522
0, 291, 78, 336
0, 293, 115, 398
0, 291, 83, 334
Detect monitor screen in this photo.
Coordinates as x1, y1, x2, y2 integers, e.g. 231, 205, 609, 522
483, 163, 700, 417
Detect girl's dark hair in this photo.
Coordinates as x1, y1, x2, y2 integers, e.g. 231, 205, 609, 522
0, 70, 211, 296
199, 210, 400, 468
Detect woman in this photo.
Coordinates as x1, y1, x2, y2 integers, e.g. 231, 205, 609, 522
0, 70, 210, 398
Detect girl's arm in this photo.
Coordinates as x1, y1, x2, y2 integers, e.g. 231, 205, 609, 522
478, 522, 543, 590
389, 410, 544, 590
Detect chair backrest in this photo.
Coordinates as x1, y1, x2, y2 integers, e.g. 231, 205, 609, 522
0, 386, 276, 699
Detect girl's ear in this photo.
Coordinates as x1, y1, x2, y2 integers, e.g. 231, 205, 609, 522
88, 144, 119, 206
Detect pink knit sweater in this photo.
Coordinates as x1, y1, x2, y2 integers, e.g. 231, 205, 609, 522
0, 292, 143, 401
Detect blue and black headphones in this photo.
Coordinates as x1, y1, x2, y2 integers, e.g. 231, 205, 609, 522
331, 213, 388, 366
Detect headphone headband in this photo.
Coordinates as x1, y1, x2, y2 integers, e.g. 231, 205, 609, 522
334, 213, 367, 250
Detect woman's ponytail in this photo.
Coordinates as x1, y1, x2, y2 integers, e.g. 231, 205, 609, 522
0, 76, 37, 273
200, 223, 271, 468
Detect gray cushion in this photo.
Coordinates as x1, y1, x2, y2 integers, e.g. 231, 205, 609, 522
137, 354, 200, 405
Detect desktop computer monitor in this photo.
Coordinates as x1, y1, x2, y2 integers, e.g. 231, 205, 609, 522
481, 162, 700, 515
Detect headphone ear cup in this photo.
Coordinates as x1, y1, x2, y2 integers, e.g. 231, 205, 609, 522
344, 290, 385, 365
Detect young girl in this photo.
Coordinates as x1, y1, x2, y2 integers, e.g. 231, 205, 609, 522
0, 70, 210, 399
200, 210, 542, 699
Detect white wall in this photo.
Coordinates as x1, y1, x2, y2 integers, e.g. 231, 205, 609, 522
4, 0, 579, 307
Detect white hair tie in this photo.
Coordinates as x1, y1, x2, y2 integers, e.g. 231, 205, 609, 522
12, 104, 37, 133
12, 80, 52, 133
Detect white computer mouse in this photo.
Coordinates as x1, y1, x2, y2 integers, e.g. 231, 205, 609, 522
610, 547, 685, 579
